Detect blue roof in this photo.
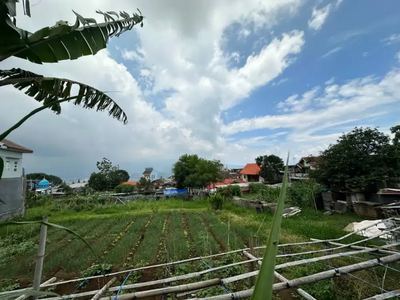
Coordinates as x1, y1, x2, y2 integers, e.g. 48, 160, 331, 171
38, 179, 49, 185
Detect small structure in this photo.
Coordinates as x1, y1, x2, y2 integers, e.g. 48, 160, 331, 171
35, 178, 51, 195
142, 167, 159, 181
240, 163, 263, 183
121, 181, 137, 187
0, 139, 33, 220
296, 156, 320, 173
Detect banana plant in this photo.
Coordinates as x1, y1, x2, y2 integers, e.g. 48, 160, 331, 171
251, 154, 289, 300
0, 0, 144, 180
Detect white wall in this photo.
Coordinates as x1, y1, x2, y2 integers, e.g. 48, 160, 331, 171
0, 149, 23, 179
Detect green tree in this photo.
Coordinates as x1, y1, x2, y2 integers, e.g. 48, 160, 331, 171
391, 125, 400, 147
89, 158, 129, 191
173, 154, 223, 190
88, 172, 107, 191
0, 1, 143, 180
173, 154, 200, 189
311, 127, 400, 191
136, 177, 153, 192
256, 154, 284, 184
27, 173, 63, 185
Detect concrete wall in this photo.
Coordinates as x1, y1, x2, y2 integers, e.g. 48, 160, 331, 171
0, 149, 23, 179
0, 176, 26, 221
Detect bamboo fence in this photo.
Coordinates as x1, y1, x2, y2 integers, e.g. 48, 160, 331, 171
1, 219, 400, 300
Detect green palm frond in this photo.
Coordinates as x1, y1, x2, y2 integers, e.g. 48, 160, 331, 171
0, 68, 127, 124
0, 7, 144, 63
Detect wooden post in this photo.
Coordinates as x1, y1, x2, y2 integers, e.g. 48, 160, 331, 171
248, 236, 255, 287
33, 216, 48, 293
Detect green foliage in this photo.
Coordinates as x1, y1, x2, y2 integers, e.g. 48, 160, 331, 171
89, 158, 130, 191
256, 154, 284, 184
173, 154, 224, 189
209, 194, 224, 210
287, 179, 322, 208
26, 191, 52, 208
136, 177, 153, 192
252, 155, 289, 300
217, 185, 242, 199
80, 264, 112, 277
115, 184, 135, 193
0, 279, 20, 292
311, 126, 400, 191
258, 186, 281, 203
26, 173, 62, 185
249, 183, 266, 193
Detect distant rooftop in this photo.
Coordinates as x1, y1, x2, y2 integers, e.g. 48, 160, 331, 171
0, 139, 33, 153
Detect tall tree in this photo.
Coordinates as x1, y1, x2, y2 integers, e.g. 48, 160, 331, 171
311, 127, 400, 191
136, 177, 153, 192
89, 158, 130, 191
256, 154, 284, 184
173, 154, 200, 189
0, 2, 144, 180
173, 154, 223, 189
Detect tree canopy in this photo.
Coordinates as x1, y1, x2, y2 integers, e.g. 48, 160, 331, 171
256, 154, 284, 184
136, 177, 153, 192
311, 126, 400, 192
27, 173, 63, 185
173, 154, 224, 189
88, 158, 129, 191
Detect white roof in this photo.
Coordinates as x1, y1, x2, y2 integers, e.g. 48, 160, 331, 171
69, 182, 87, 189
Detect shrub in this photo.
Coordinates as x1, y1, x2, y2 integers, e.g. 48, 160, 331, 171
287, 179, 322, 208
209, 194, 224, 210
217, 185, 242, 198
26, 191, 52, 208
81, 264, 112, 277
258, 186, 281, 203
115, 184, 135, 193
249, 183, 265, 193
228, 185, 242, 197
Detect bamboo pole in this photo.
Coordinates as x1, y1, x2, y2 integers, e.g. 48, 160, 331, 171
35, 249, 245, 289
242, 250, 316, 300
248, 236, 255, 287
363, 289, 400, 300
191, 253, 400, 300
42, 259, 259, 300
310, 239, 400, 255
226, 243, 400, 284
14, 277, 57, 300
91, 278, 116, 300
99, 278, 221, 300
33, 216, 48, 293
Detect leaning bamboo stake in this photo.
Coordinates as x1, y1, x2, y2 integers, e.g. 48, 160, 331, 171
225, 242, 400, 284
243, 250, 316, 300
310, 239, 399, 255
363, 289, 400, 300
15, 277, 57, 300
91, 278, 116, 300
42, 258, 258, 300
99, 278, 221, 300
191, 253, 400, 300
33, 216, 48, 294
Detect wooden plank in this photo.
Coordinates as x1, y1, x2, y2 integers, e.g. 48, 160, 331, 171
14, 278, 57, 300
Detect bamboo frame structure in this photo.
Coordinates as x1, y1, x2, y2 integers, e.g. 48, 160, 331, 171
2, 219, 400, 300
363, 289, 400, 300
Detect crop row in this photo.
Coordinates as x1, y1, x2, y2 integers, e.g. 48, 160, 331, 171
165, 212, 189, 262
186, 213, 220, 256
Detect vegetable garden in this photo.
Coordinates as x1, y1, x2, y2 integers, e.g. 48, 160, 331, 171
1, 199, 400, 299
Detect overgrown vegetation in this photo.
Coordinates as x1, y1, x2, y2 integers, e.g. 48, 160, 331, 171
115, 184, 135, 193
209, 194, 224, 210
217, 185, 242, 198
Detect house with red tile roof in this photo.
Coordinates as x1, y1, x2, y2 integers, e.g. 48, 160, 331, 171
240, 163, 264, 183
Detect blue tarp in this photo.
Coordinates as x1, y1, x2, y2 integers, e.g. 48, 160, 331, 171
164, 189, 188, 195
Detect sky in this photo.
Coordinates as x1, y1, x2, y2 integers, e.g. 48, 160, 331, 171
2, 0, 400, 182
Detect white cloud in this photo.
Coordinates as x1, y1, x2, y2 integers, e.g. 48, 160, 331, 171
321, 46, 342, 58
222, 69, 400, 135
397, 52, 400, 62
382, 33, 400, 45
0, 0, 307, 179
272, 78, 288, 86
325, 77, 335, 85
308, 4, 331, 31
238, 28, 251, 39
277, 87, 319, 112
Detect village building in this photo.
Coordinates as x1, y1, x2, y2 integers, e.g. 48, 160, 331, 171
240, 163, 264, 183
0, 139, 33, 220
142, 167, 159, 181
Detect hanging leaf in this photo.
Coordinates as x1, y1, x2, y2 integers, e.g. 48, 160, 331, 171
0, 68, 127, 124
0, 9, 144, 63
251, 153, 289, 300
0, 156, 3, 180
